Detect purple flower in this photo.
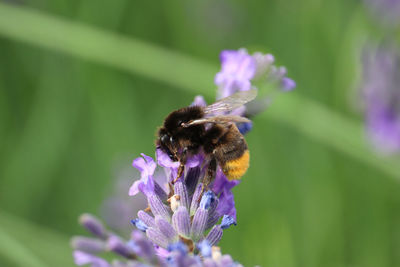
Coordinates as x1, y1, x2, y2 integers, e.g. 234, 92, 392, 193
131, 179, 236, 249
215, 48, 296, 98
73, 251, 110, 267
253, 52, 275, 78
71, 47, 293, 267
100, 166, 147, 236
212, 169, 240, 219
281, 77, 296, 91
128, 154, 156, 196
360, 44, 400, 154
126, 151, 238, 252
191, 95, 207, 107
366, 102, 400, 154
156, 148, 180, 182
73, 212, 241, 267
72, 227, 161, 266
79, 214, 109, 240
215, 49, 257, 98
364, 0, 400, 27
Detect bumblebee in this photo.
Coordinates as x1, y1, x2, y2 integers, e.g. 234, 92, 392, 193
156, 90, 257, 185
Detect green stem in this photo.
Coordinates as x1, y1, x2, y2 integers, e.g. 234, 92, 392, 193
0, 211, 73, 266
0, 225, 49, 267
0, 3, 216, 93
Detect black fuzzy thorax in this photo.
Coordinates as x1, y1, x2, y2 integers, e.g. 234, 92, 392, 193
164, 106, 204, 134
163, 106, 205, 143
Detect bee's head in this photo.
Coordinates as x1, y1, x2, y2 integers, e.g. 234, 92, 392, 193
156, 127, 176, 161
157, 106, 204, 161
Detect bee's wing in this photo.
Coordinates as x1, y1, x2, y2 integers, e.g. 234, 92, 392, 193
203, 89, 258, 115
182, 115, 251, 127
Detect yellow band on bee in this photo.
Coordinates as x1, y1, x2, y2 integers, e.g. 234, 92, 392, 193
223, 150, 250, 180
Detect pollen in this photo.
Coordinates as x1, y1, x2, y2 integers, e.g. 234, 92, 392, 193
223, 150, 250, 180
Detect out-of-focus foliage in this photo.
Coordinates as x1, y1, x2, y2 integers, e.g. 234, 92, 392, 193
0, 0, 400, 266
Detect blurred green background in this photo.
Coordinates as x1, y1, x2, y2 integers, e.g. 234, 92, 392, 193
1, 0, 400, 266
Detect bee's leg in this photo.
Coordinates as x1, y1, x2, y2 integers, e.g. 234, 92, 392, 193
198, 157, 217, 201
173, 147, 188, 184
204, 157, 217, 188
177, 163, 185, 179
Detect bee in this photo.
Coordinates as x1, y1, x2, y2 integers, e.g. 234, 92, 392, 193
156, 89, 257, 186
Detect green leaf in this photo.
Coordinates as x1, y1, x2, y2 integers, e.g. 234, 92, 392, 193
0, 2, 398, 180
0, 211, 74, 267
0, 227, 48, 267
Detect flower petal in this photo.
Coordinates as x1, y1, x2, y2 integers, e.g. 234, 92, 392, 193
206, 225, 223, 246
128, 180, 141, 196
216, 190, 236, 220
73, 251, 110, 267
71, 237, 106, 254
172, 206, 191, 238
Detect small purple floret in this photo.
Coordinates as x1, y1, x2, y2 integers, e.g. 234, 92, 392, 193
168, 242, 188, 254
79, 214, 108, 240
197, 240, 212, 257
237, 121, 253, 135
129, 154, 156, 196
71, 237, 106, 254
200, 191, 217, 210
281, 77, 296, 91
172, 206, 191, 237
206, 225, 223, 246
131, 219, 148, 232
221, 215, 237, 229
107, 236, 135, 258
73, 251, 110, 267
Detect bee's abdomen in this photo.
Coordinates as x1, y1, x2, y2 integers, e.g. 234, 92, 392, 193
222, 149, 250, 180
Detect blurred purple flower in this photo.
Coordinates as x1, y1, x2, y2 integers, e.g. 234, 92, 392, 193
73, 211, 240, 266
215, 48, 296, 98
73, 251, 110, 267
192, 95, 207, 107
364, 0, 400, 27
360, 44, 400, 154
281, 77, 297, 91
215, 49, 257, 98
100, 165, 147, 236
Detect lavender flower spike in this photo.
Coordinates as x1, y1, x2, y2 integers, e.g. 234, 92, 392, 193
70, 47, 292, 266
107, 236, 136, 259
359, 44, 400, 155
71, 236, 106, 254
215, 48, 296, 98
73, 251, 110, 267
79, 214, 108, 240
215, 48, 256, 98
364, 0, 400, 27
129, 160, 238, 255
73, 154, 246, 266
